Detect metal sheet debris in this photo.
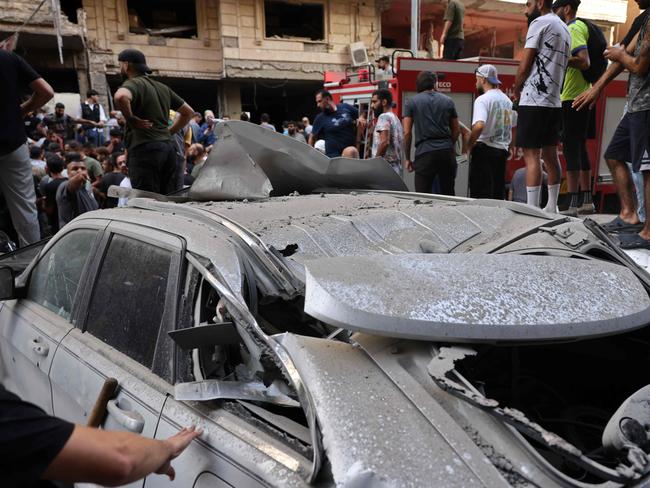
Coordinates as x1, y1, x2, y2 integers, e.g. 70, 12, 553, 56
174, 379, 299, 407
190, 121, 407, 201
303, 253, 650, 342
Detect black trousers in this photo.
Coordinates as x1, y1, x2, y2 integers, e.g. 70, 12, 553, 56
469, 143, 508, 200
561, 100, 591, 172
443, 38, 464, 60
413, 149, 456, 195
128, 140, 178, 195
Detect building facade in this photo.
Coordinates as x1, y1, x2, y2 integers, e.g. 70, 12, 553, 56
0, 0, 635, 127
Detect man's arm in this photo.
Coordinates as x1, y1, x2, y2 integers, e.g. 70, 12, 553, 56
467, 121, 484, 152
376, 129, 389, 157
450, 117, 460, 144
514, 48, 537, 100
573, 43, 634, 110
66, 172, 88, 194
568, 48, 590, 71
605, 27, 650, 76
114, 87, 153, 129
441, 20, 453, 46
403, 116, 414, 172
169, 103, 194, 135
308, 133, 316, 146
43, 425, 201, 486
21, 78, 54, 117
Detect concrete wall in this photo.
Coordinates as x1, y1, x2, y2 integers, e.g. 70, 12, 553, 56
83, 0, 223, 79
220, 0, 382, 80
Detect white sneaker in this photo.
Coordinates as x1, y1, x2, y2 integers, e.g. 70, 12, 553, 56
578, 203, 595, 215
561, 207, 579, 217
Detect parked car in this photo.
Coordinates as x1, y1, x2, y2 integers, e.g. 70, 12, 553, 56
1, 188, 650, 487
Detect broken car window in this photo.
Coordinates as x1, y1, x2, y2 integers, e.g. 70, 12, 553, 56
85, 234, 172, 369
27, 229, 97, 321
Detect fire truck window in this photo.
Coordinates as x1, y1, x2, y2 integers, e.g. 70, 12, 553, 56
127, 0, 198, 39
264, 0, 324, 41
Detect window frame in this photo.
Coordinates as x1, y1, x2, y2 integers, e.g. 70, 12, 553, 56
262, 0, 328, 43
78, 221, 186, 381
23, 220, 108, 326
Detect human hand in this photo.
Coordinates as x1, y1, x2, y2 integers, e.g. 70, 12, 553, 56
127, 116, 153, 129
572, 86, 600, 111
155, 425, 203, 481
405, 160, 414, 173
604, 44, 625, 63
440, 34, 446, 46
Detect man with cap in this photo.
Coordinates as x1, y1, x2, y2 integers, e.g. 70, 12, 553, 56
514, 0, 570, 213
552, 0, 594, 216
113, 48, 194, 194
375, 56, 394, 77
467, 64, 516, 200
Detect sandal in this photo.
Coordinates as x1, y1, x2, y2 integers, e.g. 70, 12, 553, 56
618, 233, 650, 250
602, 216, 644, 233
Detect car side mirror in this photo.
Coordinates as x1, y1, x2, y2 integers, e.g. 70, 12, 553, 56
0, 266, 17, 300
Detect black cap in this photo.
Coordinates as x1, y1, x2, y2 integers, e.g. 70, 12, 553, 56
117, 48, 152, 74
375, 55, 390, 63
552, 0, 580, 9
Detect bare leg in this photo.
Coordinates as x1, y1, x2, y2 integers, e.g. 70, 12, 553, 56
524, 148, 542, 187
607, 158, 639, 223
541, 145, 561, 185
640, 171, 650, 240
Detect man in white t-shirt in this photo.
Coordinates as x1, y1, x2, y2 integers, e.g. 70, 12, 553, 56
467, 65, 516, 199
370, 89, 405, 175
514, 0, 571, 212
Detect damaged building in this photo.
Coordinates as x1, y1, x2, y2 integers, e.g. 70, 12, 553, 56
0, 0, 637, 124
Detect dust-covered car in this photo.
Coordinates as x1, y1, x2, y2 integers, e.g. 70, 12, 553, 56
2, 122, 650, 487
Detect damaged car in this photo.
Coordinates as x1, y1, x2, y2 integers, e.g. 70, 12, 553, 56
1, 122, 650, 487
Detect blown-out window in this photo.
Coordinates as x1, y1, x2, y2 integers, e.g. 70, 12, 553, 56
264, 0, 324, 41
127, 0, 198, 38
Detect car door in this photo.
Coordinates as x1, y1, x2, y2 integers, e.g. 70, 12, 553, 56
49, 222, 184, 488
0, 224, 104, 412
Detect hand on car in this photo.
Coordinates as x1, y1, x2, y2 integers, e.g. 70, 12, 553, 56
155, 425, 203, 481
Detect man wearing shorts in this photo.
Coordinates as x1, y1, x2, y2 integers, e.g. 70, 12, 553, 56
581, 0, 650, 248
514, 0, 571, 212
553, 0, 595, 216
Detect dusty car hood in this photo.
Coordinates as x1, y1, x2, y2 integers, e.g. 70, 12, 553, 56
189, 121, 407, 201
303, 254, 650, 342
275, 333, 509, 487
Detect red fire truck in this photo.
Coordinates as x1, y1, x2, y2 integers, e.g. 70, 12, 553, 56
324, 55, 628, 209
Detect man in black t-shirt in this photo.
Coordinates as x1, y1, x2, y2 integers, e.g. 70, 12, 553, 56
98, 152, 126, 208
0, 384, 201, 487
0, 51, 54, 246
41, 154, 67, 234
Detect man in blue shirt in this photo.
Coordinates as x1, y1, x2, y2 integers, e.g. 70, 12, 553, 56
308, 89, 359, 157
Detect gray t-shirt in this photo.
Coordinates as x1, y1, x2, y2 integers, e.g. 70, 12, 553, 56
56, 180, 99, 228
629, 15, 650, 113
403, 90, 458, 158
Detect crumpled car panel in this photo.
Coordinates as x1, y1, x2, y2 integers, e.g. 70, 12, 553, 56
303, 254, 650, 342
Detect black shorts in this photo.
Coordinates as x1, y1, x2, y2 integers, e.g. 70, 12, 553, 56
603, 110, 650, 172
516, 106, 562, 148
561, 100, 590, 142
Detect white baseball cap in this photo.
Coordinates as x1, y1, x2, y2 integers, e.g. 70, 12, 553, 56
475, 64, 501, 85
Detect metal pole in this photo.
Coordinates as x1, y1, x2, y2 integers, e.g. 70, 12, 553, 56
410, 0, 420, 54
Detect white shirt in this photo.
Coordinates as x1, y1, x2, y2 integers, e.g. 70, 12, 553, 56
472, 88, 517, 152
520, 13, 571, 108
75, 102, 107, 122
118, 177, 131, 207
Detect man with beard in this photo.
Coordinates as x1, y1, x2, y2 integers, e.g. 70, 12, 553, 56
467, 65, 515, 200
308, 89, 359, 158
514, 0, 570, 213
552, 0, 595, 216
287, 121, 306, 143
113, 49, 194, 194
573, 0, 650, 248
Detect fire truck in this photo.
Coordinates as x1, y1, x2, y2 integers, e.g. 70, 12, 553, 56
324, 54, 628, 209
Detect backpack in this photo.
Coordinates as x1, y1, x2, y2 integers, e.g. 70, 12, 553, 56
576, 18, 607, 84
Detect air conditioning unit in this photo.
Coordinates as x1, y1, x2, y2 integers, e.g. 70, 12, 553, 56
349, 42, 369, 67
